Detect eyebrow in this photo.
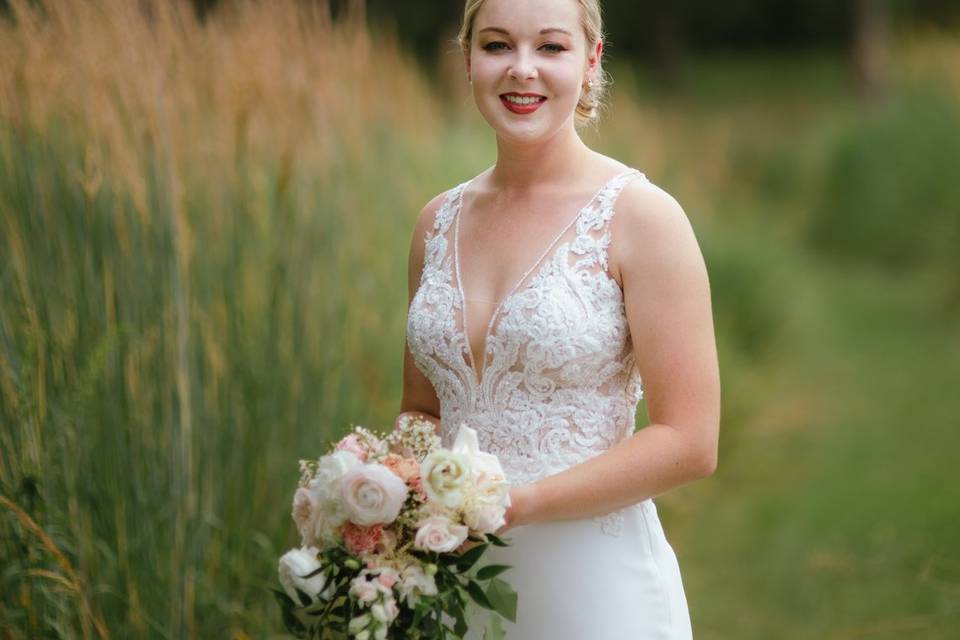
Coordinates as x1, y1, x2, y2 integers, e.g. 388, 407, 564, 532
478, 27, 574, 37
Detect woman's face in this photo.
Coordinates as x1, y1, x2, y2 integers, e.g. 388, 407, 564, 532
466, 0, 598, 143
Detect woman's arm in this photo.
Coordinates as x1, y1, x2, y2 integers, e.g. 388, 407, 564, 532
397, 192, 448, 437
510, 180, 721, 529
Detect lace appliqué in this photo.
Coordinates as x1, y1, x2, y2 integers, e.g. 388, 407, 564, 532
593, 508, 627, 537
407, 168, 649, 538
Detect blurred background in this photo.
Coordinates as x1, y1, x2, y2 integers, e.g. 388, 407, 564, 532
1, 0, 958, 637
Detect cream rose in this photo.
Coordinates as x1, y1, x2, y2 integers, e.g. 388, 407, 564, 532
419, 449, 472, 509
278, 546, 327, 604
463, 498, 507, 534
452, 424, 511, 504
341, 463, 409, 526
414, 515, 469, 553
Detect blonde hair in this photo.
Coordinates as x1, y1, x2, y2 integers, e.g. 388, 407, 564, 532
456, 0, 610, 129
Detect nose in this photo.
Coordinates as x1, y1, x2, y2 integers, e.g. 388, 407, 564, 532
508, 48, 538, 81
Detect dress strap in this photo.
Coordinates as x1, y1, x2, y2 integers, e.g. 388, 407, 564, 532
432, 180, 470, 237
573, 168, 648, 272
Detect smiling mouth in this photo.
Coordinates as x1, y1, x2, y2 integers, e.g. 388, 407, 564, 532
500, 94, 547, 105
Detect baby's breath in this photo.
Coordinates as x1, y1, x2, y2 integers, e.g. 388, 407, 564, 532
297, 458, 318, 488
385, 414, 441, 462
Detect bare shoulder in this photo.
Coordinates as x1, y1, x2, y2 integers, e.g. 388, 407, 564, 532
413, 190, 449, 241
609, 175, 706, 289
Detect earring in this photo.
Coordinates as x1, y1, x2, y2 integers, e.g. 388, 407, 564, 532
586, 78, 594, 89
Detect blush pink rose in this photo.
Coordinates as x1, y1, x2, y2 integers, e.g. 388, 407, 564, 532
340, 463, 409, 526
414, 515, 469, 553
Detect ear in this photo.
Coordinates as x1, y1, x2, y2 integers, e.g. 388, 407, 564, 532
464, 51, 471, 80
589, 39, 603, 71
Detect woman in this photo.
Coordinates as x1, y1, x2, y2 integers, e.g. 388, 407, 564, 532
400, 0, 720, 637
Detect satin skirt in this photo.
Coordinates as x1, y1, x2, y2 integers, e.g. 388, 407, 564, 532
456, 498, 693, 639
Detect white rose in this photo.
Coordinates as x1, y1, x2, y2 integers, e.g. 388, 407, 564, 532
452, 424, 512, 508
305, 450, 364, 542
397, 564, 438, 608
463, 498, 507, 534
420, 449, 472, 509
278, 546, 327, 604
414, 515, 469, 553
341, 463, 409, 526
317, 450, 364, 487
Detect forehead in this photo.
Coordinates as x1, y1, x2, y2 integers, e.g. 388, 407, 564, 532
474, 0, 583, 36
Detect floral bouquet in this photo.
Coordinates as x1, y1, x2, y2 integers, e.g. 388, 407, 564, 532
273, 415, 518, 640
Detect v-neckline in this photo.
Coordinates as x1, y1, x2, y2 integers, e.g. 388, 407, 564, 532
451, 168, 637, 388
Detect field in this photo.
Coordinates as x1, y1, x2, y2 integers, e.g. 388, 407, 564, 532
1, 1, 958, 637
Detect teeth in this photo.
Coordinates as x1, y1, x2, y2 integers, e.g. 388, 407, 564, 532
504, 95, 543, 105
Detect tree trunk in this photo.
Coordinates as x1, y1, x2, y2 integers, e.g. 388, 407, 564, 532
852, 0, 891, 105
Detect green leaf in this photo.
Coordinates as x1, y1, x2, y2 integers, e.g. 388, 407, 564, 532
484, 533, 510, 547
465, 580, 495, 611
453, 600, 468, 637
475, 564, 512, 581
438, 552, 462, 566
483, 612, 506, 640
454, 543, 489, 572
280, 601, 307, 634
485, 578, 518, 623
270, 587, 295, 609
294, 586, 313, 608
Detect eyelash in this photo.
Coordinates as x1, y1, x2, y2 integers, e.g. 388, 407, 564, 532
482, 42, 566, 53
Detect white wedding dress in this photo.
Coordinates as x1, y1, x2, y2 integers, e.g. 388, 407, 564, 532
406, 167, 693, 639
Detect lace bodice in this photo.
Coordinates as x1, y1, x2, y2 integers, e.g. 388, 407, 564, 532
406, 168, 649, 536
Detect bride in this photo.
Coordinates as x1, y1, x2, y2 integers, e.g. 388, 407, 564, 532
400, 0, 720, 637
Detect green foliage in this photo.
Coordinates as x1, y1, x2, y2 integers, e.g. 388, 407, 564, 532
806, 86, 960, 275
272, 542, 517, 639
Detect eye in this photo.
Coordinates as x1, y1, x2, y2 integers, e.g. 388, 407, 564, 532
541, 43, 567, 53
482, 41, 508, 52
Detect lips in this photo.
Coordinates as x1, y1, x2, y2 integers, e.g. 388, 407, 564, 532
500, 92, 547, 114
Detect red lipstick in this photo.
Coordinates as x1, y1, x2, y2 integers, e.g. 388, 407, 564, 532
500, 92, 547, 114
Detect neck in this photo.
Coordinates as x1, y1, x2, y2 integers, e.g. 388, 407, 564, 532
489, 124, 596, 192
